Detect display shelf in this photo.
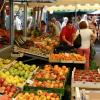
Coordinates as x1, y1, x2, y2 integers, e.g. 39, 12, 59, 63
73, 60, 86, 64
71, 68, 100, 99
24, 53, 48, 62
75, 87, 100, 100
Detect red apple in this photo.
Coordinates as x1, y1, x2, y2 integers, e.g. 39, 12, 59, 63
11, 86, 17, 92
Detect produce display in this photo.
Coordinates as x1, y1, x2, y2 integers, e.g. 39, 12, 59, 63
0, 61, 37, 87
0, 58, 11, 69
15, 90, 60, 100
33, 65, 68, 81
73, 69, 100, 82
33, 37, 59, 52
6, 61, 36, 79
25, 64, 68, 95
15, 36, 59, 58
0, 79, 20, 98
0, 56, 69, 100
49, 53, 86, 63
0, 71, 25, 87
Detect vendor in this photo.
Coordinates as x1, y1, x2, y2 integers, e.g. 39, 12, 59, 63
59, 19, 76, 52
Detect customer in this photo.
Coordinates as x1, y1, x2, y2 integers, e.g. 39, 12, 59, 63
59, 20, 76, 52
39, 20, 47, 34
51, 17, 61, 30
47, 19, 60, 36
61, 17, 68, 28
76, 21, 97, 70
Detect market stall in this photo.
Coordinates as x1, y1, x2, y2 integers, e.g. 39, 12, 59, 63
0, 0, 100, 100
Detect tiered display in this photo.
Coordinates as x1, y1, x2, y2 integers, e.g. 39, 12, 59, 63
49, 53, 86, 63
24, 65, 69, 95
0, 57, 69, 100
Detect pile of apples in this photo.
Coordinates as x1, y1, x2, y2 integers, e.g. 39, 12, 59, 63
0, 78, 19, 98
0, 61, 37, 87
15, 90, 60, 100
34, 65, 68, 81
0, 71, 24, 87
74, 70, 100, 82
6, 61, 36, 79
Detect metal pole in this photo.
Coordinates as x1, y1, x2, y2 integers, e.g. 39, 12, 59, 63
75, 4, 77, 23
10, 0, 14, 45
24, 2, 27, 41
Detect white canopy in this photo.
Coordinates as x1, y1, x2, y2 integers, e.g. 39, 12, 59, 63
89, 10, 100, 15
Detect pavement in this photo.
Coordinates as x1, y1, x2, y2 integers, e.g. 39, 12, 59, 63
94, 40, 100, 66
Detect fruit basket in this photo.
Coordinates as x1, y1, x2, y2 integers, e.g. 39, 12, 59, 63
71, 68, 100, 97
13, 90, 62, 100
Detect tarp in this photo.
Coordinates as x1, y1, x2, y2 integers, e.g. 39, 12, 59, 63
89, 10, 100, 14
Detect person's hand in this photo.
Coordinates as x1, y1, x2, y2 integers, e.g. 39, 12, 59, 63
67, 42, 73, 47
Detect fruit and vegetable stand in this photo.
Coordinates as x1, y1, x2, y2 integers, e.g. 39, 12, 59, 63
0, 57, 70, 100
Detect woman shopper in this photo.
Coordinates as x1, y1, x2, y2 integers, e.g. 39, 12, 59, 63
76, 21, 97, 70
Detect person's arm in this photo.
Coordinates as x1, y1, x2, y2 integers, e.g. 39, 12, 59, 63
62, 35, 73, 46
91, 31, 97, 42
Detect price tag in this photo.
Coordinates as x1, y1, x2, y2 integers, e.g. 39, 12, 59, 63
26, 79, 33, 85
98, 68, 100, 74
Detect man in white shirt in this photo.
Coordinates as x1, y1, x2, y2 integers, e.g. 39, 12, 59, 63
14, 15, 22, 31
14, 15, 23, 38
